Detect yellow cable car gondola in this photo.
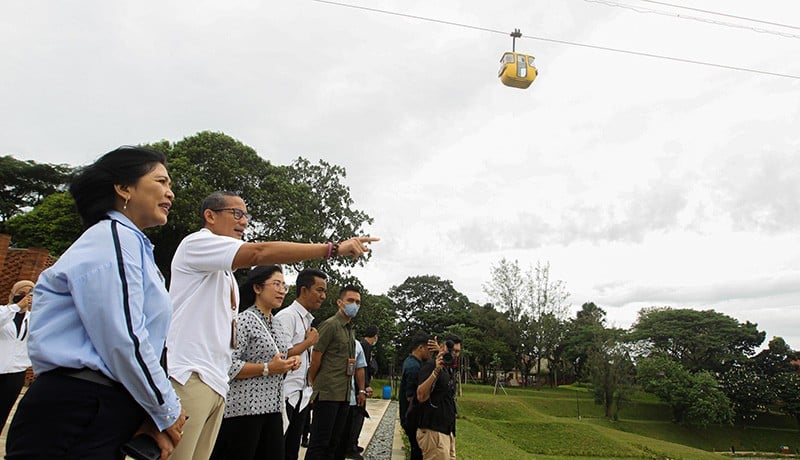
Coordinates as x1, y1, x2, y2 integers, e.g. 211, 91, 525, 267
499, 29, 538, 89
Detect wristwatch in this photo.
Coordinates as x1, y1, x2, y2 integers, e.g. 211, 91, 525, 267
262, 364, 270, 376
357, 389, 367, 395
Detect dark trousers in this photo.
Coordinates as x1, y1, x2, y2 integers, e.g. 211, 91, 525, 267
402, 420, 422, 460
305, 399, 349, 460
211, 412, 284, 460
347, 405, 365, 452
0, 370, 26, 434
6, 371, 145, 460
333, 405, 358, 460
284, 399, 310, 460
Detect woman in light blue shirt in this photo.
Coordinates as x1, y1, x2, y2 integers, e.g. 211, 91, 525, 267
5, 146, 187, 460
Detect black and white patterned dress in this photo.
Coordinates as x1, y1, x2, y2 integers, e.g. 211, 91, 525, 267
223, 306, 289, 418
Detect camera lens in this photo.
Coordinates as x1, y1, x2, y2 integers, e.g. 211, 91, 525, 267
442, 352, 454, 365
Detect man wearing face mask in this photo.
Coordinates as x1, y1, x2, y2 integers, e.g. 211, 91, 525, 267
306, 286, 363, 460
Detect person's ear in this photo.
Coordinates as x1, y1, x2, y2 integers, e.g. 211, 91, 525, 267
113, 184, 131, 202
203, 208, 217, 225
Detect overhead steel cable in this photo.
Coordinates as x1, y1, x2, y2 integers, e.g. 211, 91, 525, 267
637, 0, 800, 31
583, 0, 800, 40
310, 0, 800, 81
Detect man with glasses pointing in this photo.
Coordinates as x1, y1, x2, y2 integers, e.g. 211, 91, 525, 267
167, 191, 378, 460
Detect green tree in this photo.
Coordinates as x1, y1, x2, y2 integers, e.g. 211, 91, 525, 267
718, 364, 773, 425
144, 131, 373, 280
0, 155, 73, 227
588, 333, 634, 420
483, 259, 571, 386
719, 337, 800, 426
387, 275, 471, 352
462, 304, 516, 383
637, 355, 733, 427
4, 192, 81, 255
352, 293, 398, 377
629, 307, 765, 373
773, 371, 800, 424
525, 261, 570, 382
483, 258, 533, 385
563, 302, 610, 381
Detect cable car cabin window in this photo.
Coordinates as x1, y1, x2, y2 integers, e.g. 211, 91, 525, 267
516, 55, 527, 78
528, 56, 536, 67
499, 53, 515, 77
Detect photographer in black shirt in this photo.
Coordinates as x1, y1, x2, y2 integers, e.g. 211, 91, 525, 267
415, 335, 461, 460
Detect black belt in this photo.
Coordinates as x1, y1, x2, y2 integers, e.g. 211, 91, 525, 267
51, 367, 120, 388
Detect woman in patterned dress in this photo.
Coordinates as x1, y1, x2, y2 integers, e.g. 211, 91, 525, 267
211, 265, 302, 460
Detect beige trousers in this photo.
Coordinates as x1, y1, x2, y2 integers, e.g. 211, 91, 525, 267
416, 428, 456, 460
169, 373, 225, 460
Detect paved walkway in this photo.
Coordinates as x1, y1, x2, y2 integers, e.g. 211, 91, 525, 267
0, 389, 401, 459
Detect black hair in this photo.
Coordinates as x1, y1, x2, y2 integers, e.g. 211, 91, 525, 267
200, 191, 240, 227
364, 325, 379, 338
69, 146, 167, 228
410, 332, 432, 351
444, 334, 462, 346
296, 268, 327, 295
339, 285, 361, 299
238, 265, 283, 311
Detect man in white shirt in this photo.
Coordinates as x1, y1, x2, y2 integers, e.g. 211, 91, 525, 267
167, 191, 378, 460
274, 268, 327, 460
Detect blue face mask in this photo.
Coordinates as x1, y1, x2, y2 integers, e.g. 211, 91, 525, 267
344, 303, 359, 318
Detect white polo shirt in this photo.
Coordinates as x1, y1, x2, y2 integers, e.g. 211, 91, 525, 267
167, 228, 245, 398
274, 300, 315, 411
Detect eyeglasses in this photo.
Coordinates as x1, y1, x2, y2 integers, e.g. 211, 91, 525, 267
211, 208, 252, 221
264, 280, 289, 292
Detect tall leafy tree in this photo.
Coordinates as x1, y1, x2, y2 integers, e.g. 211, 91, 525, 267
718, 364, 773, 425
3, 192, 81, 255
483, 258, 533, 384
720, 336, 800, 425
0, 155, 72, 228
563, 302, 610, 381
387, 275, 471, 352
483, 258, 571, 385
144, 131, 374, 280
588, 332, 634, 420
629, 307, 765, 373
525, 261, 571, 380
462, 303, 517, 383
637, 354, 733, 427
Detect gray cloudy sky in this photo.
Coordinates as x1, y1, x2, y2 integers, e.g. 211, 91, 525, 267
3, 0, 800, 349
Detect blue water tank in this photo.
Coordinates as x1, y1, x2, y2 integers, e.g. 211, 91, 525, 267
382, 385, 392, 399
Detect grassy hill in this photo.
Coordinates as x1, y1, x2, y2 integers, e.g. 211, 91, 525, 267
446, 383, 799, 459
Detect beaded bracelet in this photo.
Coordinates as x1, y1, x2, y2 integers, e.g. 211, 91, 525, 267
331, 242, 340, 258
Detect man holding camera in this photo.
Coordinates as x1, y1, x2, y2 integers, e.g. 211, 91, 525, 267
415, 334, 462, 460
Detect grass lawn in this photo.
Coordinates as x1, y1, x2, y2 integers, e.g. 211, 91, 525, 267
448, 384, 800, 460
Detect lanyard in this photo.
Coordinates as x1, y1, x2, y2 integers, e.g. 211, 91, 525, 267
229, 272, 238, 349
246, 309, 281, 358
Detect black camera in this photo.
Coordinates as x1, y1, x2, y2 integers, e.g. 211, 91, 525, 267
440, 340, 458, 368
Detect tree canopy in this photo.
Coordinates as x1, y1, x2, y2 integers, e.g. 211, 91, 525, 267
629, 307, 765, 373
144, 131, 374, 279
0, 155, 72, 227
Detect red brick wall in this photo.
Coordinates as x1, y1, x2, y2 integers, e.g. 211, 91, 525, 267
0, 233, 56, 303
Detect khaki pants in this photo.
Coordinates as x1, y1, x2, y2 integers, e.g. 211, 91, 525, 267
169, 373, 225, 460
416, 428, 456, 460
